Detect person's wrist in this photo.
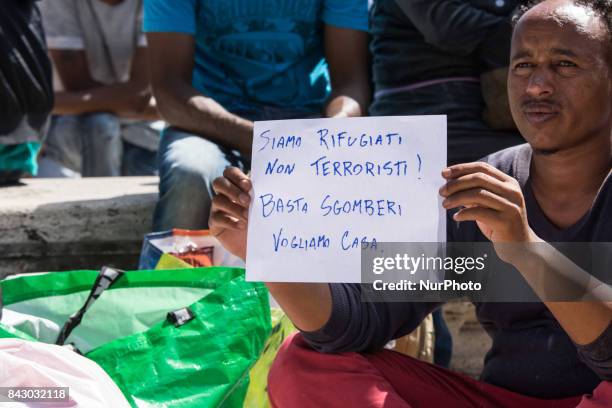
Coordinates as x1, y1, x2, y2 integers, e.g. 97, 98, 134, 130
503, 231, 544, 269
240, 121, 254, 155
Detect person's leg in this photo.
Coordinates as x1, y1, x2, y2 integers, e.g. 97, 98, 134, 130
36, 156, 81, 178
269, 333, 412, 407
79, 113, 122, 177
38, 115, 83, 177
153, 128, 246, 231
121, 142, 158, 176
268, 333, 582, 408
120, 121, 161, 176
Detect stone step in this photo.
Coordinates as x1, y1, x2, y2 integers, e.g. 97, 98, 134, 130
0, 177, 158, 277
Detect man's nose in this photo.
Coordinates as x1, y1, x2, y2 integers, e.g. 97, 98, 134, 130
525, 67, 554, 98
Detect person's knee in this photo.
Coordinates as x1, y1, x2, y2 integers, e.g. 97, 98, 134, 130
42, 115, 82, 169
81, 113, 121, 145
162, 135, 227, 178
154, 131, 234, 229
158, 134, 229, 198
269, 333, 306, 379
154, 159, 214, 230
164, 160, 210, 196
268, 334, 321, 403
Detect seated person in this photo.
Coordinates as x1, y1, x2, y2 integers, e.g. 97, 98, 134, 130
144, 0, 370, 231
37, 0, 160, 178
0, 0, 53, 185
209, 0, 612, 406
370, 0, 526, 165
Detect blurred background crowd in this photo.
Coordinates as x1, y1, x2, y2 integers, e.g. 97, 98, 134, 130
1, 0, 525, 201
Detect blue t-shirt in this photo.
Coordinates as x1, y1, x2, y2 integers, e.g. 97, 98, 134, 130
144, 0, 368, 116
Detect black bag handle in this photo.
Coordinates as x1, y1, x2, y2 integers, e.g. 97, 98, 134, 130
55, 266, 125, 346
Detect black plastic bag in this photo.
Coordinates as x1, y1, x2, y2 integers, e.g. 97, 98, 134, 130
0, 0, 53, 141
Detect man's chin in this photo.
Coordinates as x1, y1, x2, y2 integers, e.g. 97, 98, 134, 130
522, 133, 563, 156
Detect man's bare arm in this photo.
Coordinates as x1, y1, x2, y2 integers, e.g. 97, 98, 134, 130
51, 48, 158, 120
147, 32, 253, 155
546, 302, 612, 345
441, 162, 612, 346
323, 25, 371, 118
509, 244, 612, 345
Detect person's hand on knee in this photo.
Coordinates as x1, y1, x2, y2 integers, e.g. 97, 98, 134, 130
209, 166, 252, 260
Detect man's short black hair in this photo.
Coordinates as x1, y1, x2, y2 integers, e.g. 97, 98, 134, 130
514, 0, 612, 41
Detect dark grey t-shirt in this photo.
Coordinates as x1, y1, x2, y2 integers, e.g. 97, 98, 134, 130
368, 0, 525, 165
302, 144, 612, 399
370, 0, 518, 91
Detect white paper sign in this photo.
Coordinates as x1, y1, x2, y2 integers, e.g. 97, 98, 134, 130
246, 116, 447, 283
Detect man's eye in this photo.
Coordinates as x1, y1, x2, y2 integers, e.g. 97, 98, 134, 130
557, 60, 577, 67
514, 62, 533, 69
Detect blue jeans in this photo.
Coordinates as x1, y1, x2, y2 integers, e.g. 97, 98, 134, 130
153, 128, 249, 231
153, 107, 316, 231
40, 113, 158, 177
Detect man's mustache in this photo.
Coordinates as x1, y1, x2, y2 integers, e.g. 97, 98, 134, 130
521, 99, 561, 111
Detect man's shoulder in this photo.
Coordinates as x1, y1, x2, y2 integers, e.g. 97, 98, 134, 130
479, 143, 531, 180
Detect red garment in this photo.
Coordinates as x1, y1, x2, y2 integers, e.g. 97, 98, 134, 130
577, 382, 612, 408
269, 333, 587, 408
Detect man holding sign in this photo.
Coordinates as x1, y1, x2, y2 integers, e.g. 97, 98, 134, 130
210, 0, 612, 406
